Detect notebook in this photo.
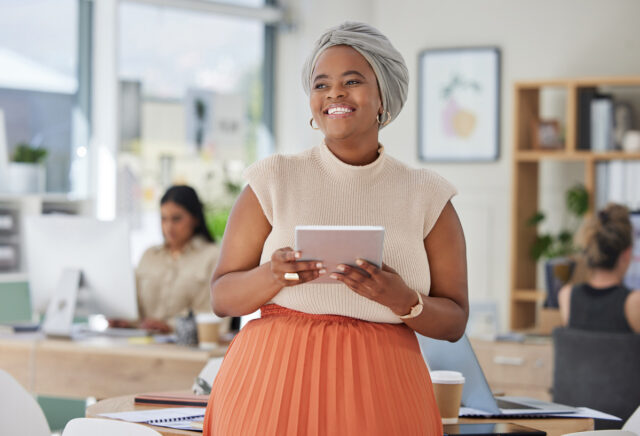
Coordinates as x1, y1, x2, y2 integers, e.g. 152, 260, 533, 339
418, 334, 576, 416
134, 392, 209, 407
294, 225, 385, 284
100, 407, 205, 429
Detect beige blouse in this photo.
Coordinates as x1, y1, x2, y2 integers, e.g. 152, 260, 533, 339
244, 142, 457, 323
136, 235, 220, 322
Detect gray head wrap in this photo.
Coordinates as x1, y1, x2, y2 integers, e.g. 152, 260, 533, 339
301, 21, 409, 128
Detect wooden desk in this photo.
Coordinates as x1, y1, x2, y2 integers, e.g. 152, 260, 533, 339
460, 417, 593, 436
0, 333, 227, 398
87, 394, 594, 436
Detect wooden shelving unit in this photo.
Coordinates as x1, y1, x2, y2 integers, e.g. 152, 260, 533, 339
510, 76, 640, 330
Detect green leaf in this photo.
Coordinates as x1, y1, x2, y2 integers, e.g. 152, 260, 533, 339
527, 212, 545, 226
558, 230, 572, 244
531, 234, 553, 261
566, 184, 589, 217
12, 143, 48, 163
205, 208, 231, 242
224, 181, 242, 196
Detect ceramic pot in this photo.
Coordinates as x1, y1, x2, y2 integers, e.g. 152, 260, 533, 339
6, 162, 46, 194
544, 257, 575, 308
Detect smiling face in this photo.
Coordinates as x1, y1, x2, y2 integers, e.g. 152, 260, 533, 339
310, 45, 383, 145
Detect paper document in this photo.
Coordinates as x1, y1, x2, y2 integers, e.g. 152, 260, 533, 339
460, 406, 620, 421
553, 407, 621, 421
100, 407, 205, 423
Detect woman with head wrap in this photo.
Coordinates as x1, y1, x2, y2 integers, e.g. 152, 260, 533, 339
203, 22, 468, 435
558, 203, 640, 333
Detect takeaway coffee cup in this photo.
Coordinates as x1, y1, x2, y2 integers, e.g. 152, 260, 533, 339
430, 370, 465, 424
196, 313, 221, 349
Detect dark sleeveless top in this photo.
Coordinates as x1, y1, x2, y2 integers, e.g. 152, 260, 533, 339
569, 283, 632, 333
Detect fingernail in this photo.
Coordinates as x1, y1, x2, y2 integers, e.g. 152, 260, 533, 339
356, 259, 364, 266
336, 265, 345, 271
294, 252, 301, 259
330, 273, 338, 279
319, 269, 326, 274
316, 262, 323, 268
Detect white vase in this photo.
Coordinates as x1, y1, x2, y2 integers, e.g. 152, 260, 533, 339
6, 162, 46, 194
623, 130, 640, 153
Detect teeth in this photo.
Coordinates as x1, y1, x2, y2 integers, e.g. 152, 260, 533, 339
327, 107, 353, 115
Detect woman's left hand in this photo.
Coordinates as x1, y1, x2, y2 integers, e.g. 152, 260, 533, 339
330, 260, 418, 317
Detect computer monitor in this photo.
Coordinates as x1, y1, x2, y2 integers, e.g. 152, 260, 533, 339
24, 215, 138, 335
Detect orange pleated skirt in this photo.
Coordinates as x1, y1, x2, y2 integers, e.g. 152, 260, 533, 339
203, 304, 443, 436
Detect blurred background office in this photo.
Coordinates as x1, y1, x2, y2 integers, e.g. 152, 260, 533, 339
1, 0, 640, 433
2, 0, 640, 333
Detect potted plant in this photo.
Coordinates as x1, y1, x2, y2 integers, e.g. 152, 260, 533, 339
527, 184, 589, 308
204, 165, 243, 241
7, 142, 48, 194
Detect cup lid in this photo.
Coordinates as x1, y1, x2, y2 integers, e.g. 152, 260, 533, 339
429, 370, 465, 384
195, 312, 221, 323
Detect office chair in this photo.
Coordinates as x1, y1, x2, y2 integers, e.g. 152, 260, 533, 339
0, 369, 51, 436
553, 328, 640, 429
62, 417, 163, 435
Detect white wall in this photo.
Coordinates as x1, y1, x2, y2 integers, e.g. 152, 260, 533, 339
275, 0, 640, 330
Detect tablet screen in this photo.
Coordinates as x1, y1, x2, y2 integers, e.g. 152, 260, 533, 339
294, 225, 385, 284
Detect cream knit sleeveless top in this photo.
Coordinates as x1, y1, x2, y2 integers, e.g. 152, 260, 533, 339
244, 142, 457, 323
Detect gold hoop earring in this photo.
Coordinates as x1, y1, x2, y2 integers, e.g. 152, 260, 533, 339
309, 118, 319, 130
377, 111, 392, 127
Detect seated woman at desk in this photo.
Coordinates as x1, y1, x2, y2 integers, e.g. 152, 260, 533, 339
558, 203, 640, 333
113, 185, 220, 333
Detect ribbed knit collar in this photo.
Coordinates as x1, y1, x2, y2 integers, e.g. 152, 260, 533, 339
317, 141, 387, 181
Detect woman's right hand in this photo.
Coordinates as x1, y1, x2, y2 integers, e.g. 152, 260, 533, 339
108, 318, 135, 329
270, 247, 326, 287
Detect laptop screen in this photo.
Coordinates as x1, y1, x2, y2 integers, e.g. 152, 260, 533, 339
417, 334, 501, 414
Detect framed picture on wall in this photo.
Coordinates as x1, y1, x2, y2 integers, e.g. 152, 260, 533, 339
418, 47, 501, 162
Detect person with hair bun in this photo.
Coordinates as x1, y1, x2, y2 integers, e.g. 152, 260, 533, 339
203, 22, 468, 435
558, 203, 640, 333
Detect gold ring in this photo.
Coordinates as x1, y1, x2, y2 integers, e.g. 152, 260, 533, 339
284, 272, 300, 281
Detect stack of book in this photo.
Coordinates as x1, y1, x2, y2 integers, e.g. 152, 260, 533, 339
595, 160, 640, 211
577, 87, 615, 151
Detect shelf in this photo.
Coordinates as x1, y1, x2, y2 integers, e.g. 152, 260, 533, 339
510, 75, 640, 331
515, 76, 640, 89
574, 76, 640, 87
580, 151, 640, 161
514, 79, 571, 89
515, 150, 640, 162
515, 150, 588, 161
0, 193, 88, 202
513, 290, 546, 302
0, 272, 28, 283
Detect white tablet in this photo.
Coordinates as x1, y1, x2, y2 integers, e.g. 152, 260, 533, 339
294, 225, 385, 284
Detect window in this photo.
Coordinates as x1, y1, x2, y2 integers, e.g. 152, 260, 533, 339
117, 1, 274, 257
0, 0, 89, 194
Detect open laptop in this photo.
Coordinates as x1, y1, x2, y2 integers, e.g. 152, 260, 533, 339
418, 334, 576, 416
